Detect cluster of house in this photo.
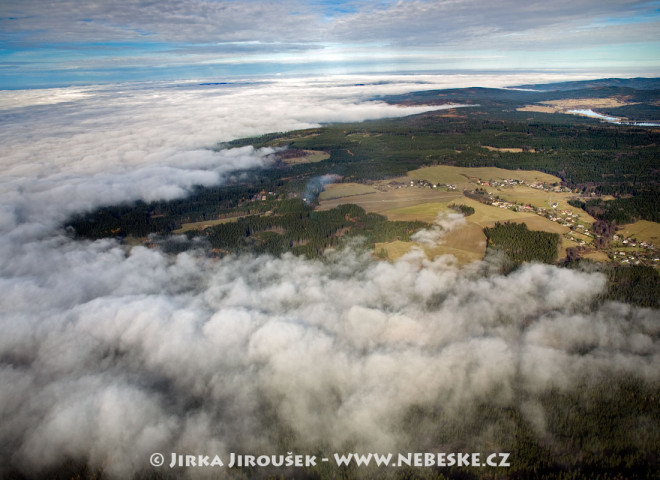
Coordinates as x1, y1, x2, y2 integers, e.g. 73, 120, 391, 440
250, 190, 277, 202
476, 178, 525, 188
476, 178, 570, 193
609, 235, 658, 266
527, 182, 572, 193
386, 180, 457, 190
610, 249, 659, 266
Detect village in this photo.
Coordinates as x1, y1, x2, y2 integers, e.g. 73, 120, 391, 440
392, 175, 659, 266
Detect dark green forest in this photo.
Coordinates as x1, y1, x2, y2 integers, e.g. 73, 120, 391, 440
195, 200, 428, 258
569, 191, 660, 224
484, 221, 560, 264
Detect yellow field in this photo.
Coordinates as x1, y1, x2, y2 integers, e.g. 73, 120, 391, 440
483, 146, 536, 153
337, 187, 573, 262
172, 215, 245, 233
318, 188, 461, 214
281, 149, 330, 165
272, 133, 320, 146
375, 240, 416, 260
517, 105, 557, 114
407, 166, 468, 186
517, 97, 635, 115
315, 166, 615, 264
436, 222, 487, 261
454, 197, 536, 227
383, 202, 449, 222
375, 222, 486, 265
407, 165, 560, 187
319, 183, 378, 200
619, 220, 660, 245
540, 98, 633, 109
583, 251, 611, 262
492, 185, 596, 225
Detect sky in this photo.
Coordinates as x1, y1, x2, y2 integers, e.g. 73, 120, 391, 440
1, 0, 660, 88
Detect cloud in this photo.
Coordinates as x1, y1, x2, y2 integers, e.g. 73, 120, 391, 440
3, 0, 658, 86
0, 0, 321, 45
0, 78, 464, 238
411, 211, 466, 246
330, 0, 660, 48
1, 77, 658, 478
2, 0, 657, 48
2, 242, 658, 477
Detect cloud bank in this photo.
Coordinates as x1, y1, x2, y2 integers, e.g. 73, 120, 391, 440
3, 0, 658, 87
0, 77, 658, 478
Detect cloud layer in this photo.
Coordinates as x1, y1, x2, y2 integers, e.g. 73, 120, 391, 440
0, 77, 658, 478
2, 0, 659, 87
2, 0, 657, 48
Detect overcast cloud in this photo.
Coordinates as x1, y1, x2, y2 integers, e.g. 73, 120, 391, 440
1, 77, 658, 478
1, 0, 659, 87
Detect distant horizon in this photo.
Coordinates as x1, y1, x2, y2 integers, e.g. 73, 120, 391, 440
2, 69, 660, 91
2, 0, 659, 90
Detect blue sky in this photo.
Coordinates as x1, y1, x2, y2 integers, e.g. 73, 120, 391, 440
1, 0, 659, 89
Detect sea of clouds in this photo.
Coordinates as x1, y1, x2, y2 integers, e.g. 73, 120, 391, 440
1, 74, 658, 478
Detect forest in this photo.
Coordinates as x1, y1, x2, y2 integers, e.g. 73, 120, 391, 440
569, 191, 660, 224
193, 200, 428, 258
484, 222, 560, 264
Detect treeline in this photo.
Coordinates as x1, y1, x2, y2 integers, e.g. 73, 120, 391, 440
198, 200, 428, 258
68, 180, 284, 240
449, 204, 475, 216
569, 190, 660, 224
605, 265, 660, 308
276, 111, 660, 193
484, 221, 560, 264
563, 260, 660, 308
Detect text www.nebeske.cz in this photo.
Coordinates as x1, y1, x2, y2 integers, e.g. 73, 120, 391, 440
155, 452, 510, 468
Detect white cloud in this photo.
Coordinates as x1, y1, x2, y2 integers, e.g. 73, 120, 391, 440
1, 76, 657, 478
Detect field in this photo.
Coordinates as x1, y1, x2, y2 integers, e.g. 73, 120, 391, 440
407, 165, 561, 189
172, 215, 245, 233
619, 220, 660, 245
517, 97, 635, 115
376, 221, 487, 264
281, 149, 330, 164
491, 185, 596, 224
318, 182, 378, 200
317, 186, 461, 214
582, 250, 611, 262
383, 202, 450, 222
482, 146, 535, 153
327, 180, 576, 263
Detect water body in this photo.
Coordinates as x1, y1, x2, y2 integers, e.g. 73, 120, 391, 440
568, 108, 660, 127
